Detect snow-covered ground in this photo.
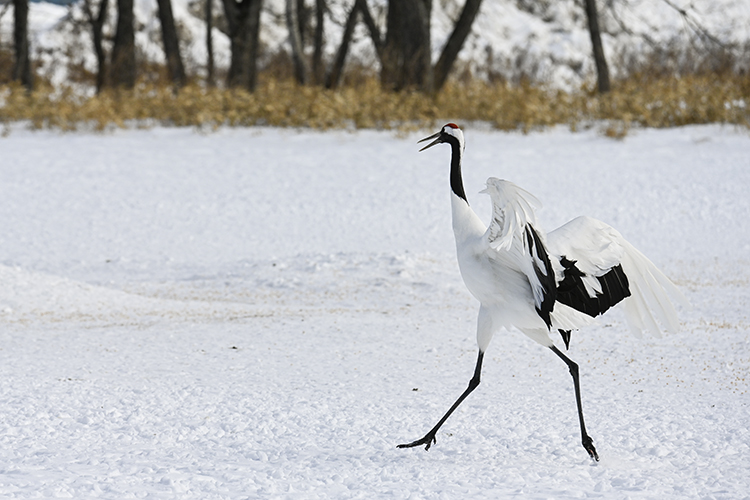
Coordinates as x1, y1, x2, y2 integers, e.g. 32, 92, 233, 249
0, 124, 749, 498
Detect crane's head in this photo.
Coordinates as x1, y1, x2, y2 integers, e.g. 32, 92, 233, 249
418, 123, 464, 152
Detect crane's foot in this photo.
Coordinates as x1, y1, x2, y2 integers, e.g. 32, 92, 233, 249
397, 433, 437, 451
583, 435, 599, 462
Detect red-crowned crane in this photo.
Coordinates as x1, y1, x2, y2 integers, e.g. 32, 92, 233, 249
397, 123, 687, 461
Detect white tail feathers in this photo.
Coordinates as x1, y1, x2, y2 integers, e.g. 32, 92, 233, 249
619, 239, 689, 337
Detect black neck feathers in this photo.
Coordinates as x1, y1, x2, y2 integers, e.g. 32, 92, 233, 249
447, 136, 467, 202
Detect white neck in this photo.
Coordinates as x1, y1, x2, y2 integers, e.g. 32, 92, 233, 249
451, 191, 486, 244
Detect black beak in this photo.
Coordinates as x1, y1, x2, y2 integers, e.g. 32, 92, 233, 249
418, 132, 443, 152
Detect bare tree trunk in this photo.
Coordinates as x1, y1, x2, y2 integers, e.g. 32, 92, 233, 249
409, 0, 432, 92
325, 1, 359, 89
12, 0, 33, 90
583, 0, 611, 93
245, 0, 262, 91
156, 0, 186, 88
223, 0, 263, 91
296, 0, 307, 45
83, 0, 109, 94
379, 1, 402, 90
286, 0, 307, 84
223, 0, 246, 88
433, 0, 482, 91
357, 0, 383, 61
311, 0, 325, 85
111, 0, 136, 89
380, 0, 432, 91
206, 0, 215, 86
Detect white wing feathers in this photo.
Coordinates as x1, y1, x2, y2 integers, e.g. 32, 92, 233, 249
618, 237, 689, 337
481, 178, 542, 252
481, 178, 551, 313
547, 216, 689, 337
546, 217, 626, 298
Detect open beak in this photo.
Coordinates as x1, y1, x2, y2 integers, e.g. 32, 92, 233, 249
418, 132, 442, 152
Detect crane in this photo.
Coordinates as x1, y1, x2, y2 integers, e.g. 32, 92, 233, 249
397, 123, 687, 461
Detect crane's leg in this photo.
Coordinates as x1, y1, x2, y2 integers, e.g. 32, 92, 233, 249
397, 350, 484, 451
550, 345, 599, 461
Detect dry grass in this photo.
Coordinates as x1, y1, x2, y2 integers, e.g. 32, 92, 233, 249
1, 72, 748, 134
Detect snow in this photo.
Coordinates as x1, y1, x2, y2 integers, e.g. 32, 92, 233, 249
452, 0, 750, 85
0, 124, 749, 497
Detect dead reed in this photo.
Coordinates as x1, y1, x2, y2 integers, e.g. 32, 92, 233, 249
1, 73, 747, 134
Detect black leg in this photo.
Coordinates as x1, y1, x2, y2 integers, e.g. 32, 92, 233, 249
398, 350, 485, 451
550, 345, 599, 461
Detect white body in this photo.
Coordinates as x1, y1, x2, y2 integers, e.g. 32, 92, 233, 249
452, 191, 594, 350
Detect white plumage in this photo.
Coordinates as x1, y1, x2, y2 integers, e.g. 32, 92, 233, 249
547, 215, 687, 338
398, 123, 687, 461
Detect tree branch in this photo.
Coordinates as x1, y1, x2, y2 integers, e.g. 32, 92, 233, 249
659, 0, 729, 50
433, 0, 483, 91
356, 0, 383, 60
325, 0, 359, 89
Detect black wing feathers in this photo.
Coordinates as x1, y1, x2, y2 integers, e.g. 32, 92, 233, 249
556, 257, 631, 318
525, 226, 557, 329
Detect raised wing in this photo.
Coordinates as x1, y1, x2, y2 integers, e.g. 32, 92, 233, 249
481, 178, 556, 327
482, 178, 542, 251
547, 216, 688, 337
